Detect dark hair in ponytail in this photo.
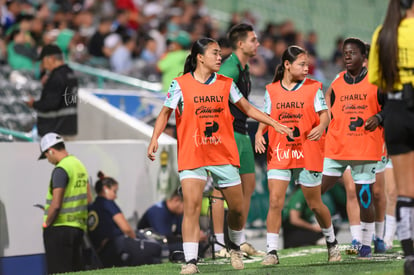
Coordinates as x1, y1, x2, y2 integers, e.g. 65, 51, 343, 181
377, 0, 403, 92
95, 171, 118, 194
183, 37, 217, 74
272, 45, 307, 83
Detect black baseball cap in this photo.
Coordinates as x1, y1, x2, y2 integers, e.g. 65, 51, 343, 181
38, 44, 62, 60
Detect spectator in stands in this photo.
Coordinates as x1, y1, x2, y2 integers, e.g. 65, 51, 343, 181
113, 9, 132, 38
157, 30, 191, 93
39, 132, 91, 274
331, 37, 344, 67
137, 189, 192, 254
110, 34, 135, 74
1, 0, 21, 33
217, 36, 232, 61
267, 37, 287, 79
26, 44, 78, 139
89, 17, 112, 58
140, 36, 158, 65
88, 171, 162, 268
7, 28, 37, 70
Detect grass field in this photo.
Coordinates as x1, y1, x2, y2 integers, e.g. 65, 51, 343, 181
65, 243, 404, 275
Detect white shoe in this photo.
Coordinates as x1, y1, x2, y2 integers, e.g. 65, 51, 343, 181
229, 249, 244, 270
261, 251, 279, 265
180, 263, 199, 274
240, 242, 266, 256
328, 244, 342, 262
215, 248, 230, 258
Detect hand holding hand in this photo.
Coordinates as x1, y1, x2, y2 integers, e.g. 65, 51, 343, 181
273, 121, 294, 139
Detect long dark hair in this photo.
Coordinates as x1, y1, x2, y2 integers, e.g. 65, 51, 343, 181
272, 45, 306, 83
183, 37, 217, 74
95, 171, 118, 194
377, 0, 403, 92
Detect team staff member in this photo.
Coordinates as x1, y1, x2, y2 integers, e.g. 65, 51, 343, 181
321, 38, 384, 258
368, 0, 414, 272
210, 23, 265, 257
26, 44, 78, 139
255, 45, 341, 265
147, 37, 292, 275
88, 171, 162, 267
39, 132, 91, 274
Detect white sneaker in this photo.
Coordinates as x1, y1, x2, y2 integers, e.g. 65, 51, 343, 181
240, 242, 266, 256
215, 248, 230, 258
180, 263, 199, 274
261, 252, 279, 265
229, 249, 244, 270
328, 244, 342, 262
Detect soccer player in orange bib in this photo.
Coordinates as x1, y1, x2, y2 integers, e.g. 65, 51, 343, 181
148, 37, 292, 275
321, 38, 384, 258
255, 45, 341, 265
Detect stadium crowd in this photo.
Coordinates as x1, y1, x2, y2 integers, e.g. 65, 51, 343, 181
0, 0, 344, 88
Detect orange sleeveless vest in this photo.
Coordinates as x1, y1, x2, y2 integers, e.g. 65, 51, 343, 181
175, 73, 240, 171
266, 78, 324, 171
325, 71, 382, 160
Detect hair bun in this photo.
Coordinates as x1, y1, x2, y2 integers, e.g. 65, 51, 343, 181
97, 171, 105, 180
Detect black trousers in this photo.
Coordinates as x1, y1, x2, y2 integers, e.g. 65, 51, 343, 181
43, 226, 84, 274
283, 225, 324, 249
99, 235, 162, 267
384, 100, 414, 155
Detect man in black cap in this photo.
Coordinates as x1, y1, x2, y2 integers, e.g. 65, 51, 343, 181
26, 44, 78, 139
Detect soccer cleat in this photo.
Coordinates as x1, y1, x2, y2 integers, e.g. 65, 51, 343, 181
345, 239, 362, 255
215, 248, 230, 258
240, 242, 266, 256
180, 263, 200, 274
229, 249, 244, 270
374, 237, 386, 253
327, 243, 342, 262
358, 245, 372, 258
261, 250, 279, 265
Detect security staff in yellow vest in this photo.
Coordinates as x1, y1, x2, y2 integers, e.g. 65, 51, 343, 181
38, 132, 92, 274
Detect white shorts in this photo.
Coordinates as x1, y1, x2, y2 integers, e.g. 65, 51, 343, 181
323, 158, 377, 184
268, 168, 322, 187
179, 164, 241, 188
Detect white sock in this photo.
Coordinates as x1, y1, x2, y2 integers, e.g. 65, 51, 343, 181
322, 224, 336, 243
240, 229, 246, 244
361, 222, 375, 246
228, 227, 242, 247
183, 242, 198, 262
384, 215, 396, 241
350, 224, 362, 242
214, 233, 225, 252
266, 233, 279, 253
375, 221, 385, 239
